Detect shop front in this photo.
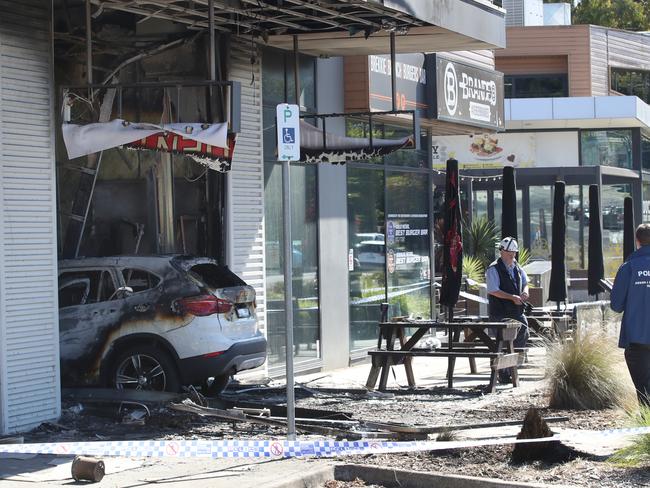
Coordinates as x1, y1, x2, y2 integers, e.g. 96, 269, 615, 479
342, 53, 505, 360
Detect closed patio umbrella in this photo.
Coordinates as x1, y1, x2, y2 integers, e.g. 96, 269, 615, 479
501, 166, 518, 240
624, 196, 635, 261
549, 181, 567, 307
587, 185, 604, 296
440, 158, 463, 319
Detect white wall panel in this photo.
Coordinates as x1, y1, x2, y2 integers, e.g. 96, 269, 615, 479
0, 0, 60, 434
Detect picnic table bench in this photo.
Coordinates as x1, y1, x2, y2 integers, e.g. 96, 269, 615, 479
366, 319, 522, 393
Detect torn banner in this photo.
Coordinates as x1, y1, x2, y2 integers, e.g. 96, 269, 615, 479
62, 119, 235, 172
299, 120, 414, 164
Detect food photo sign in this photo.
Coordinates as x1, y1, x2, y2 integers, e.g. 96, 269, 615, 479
431, 131, 579, 169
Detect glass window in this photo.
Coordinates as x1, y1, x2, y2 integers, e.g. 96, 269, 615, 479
59, 270, 116, 303
565, 185, 587, 270
348, 167, 385, 352
345, 119, 426, 168
529, 186, 552, 260
642, 134, 650, 171
386, 172, 431, 320
611, 68, 650, 104
59, 278, 90, 308
643, 181, 650, 223
580, 130, 633, 168
601, 184, 631, 277
504, 74, 568, 99
122, 269, 161, 293
263, 46, 320, 366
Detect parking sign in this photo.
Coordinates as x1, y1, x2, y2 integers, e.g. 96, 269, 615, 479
276, 103, 300, 161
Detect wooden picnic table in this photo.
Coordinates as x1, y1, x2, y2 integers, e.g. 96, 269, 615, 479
366, 320, 522, 393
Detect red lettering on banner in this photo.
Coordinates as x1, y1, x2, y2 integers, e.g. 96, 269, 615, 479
126, 133, 236, 165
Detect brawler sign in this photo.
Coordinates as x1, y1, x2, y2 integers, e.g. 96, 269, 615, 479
427, 54, 504, 130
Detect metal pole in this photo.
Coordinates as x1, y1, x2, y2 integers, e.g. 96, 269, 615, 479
208, 0, 216, 81
281, 35, 300, 441
85, 0, 92, 86
390, 32, 396, 112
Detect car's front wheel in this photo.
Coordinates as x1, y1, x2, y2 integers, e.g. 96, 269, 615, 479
112, 346, 180, 392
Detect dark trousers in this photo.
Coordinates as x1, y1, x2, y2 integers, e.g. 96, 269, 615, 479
625, 344, 650, 407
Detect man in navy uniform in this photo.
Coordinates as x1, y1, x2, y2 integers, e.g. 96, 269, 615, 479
486, 237, 530, 383
611, 223, 650, 407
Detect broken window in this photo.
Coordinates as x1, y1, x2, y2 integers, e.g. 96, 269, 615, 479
122, 268, 161, 293
58, 278, 90, 308
188, 263, 245, 289
58, 270, 117, 303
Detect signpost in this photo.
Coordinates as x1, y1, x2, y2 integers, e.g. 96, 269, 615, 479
276, 102, 300, 440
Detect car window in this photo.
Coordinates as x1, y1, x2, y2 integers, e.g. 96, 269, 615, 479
58, 270, 117, 304
188, 263, 245, 288
122, 268, 161, 293
58, 278, 90, 308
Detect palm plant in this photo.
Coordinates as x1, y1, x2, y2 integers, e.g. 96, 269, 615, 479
462, 216, 499, 268
462, 255, 485, 285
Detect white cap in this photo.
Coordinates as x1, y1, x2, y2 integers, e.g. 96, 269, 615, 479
499, 237, 519, 252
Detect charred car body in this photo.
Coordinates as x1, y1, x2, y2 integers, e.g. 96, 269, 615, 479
57, 255, 266, 393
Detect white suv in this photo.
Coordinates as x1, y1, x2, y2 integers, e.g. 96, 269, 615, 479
57, 255, 266, 394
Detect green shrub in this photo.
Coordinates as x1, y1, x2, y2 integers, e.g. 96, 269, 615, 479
462, 216, 498, 268
546, 332, 627, 410
609, 404, 650, 467
517, 247, 531, 267
463, 255, 485, 285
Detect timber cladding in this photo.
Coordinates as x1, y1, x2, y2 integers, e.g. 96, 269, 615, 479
495, 25, 592, 97
344, 55, 370, 112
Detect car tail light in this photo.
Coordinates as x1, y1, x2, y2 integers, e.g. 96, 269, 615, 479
177, 295, 232, 316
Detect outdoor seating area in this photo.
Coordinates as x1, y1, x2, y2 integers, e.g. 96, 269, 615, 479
365, 317, 522, 393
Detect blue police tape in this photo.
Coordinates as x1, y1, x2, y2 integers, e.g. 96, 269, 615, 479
1, 426, 650, 459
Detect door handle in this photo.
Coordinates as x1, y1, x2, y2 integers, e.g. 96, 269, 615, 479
134, 304, 150, 313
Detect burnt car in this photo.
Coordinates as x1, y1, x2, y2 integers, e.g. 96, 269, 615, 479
57, 255, 266, 393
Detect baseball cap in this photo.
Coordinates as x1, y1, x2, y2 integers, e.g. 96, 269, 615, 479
499, 237, 519, 252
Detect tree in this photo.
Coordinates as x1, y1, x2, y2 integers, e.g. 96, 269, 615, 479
572, 0, 648, 30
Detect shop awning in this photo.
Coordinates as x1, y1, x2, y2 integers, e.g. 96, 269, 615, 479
299, 120, 413, 164
62, 119, 235, 172
89, 0, 505, 54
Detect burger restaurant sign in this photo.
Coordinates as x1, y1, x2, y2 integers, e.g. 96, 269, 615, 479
427, 54, 504, 130
363, 53, 504, 131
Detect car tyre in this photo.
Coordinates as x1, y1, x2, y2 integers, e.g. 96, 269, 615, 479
113, 346, 181, 392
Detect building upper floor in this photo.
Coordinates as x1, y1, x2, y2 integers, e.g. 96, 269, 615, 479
495, 25, 650, 102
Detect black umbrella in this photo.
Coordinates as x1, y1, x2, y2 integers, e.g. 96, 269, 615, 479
587, 185, 604, 296
440, 158, 463, 319
624, 196, 635, 261
549, 181, 567, 307
501, 166, 518, 240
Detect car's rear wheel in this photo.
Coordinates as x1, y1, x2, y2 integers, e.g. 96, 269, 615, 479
113, 346, 180, 392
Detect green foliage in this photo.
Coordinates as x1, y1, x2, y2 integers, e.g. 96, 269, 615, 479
463, 255, 485, 285
610, 404, 650, 466
517, 247, 531, 268
462, 216, 498, 268
546, 332, 628, 409
572, 0, 649, 31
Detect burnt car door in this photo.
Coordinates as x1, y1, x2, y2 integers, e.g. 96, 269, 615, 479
58, 267, 122, 386
119, 267, 165, 318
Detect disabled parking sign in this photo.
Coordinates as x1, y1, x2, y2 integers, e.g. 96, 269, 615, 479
276, 103, 300, 161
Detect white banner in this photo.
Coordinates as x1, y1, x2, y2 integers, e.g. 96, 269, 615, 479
62, 119, 229, 160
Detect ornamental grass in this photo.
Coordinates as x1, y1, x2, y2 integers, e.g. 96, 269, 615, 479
546, 332, 628, 410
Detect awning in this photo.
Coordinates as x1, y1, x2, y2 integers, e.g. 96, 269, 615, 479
299, 120, 413, 164
89, 0, 505, 54
62, 119, 235, 172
